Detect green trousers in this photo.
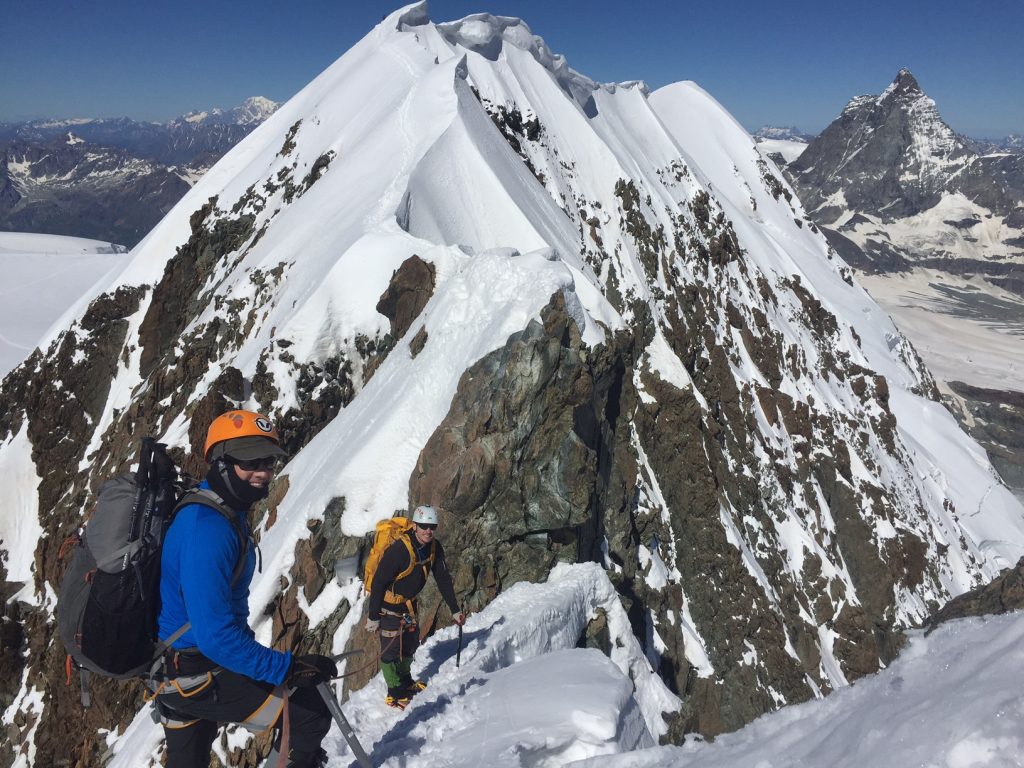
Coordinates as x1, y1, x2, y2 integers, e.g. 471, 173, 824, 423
381, 657, 414, 689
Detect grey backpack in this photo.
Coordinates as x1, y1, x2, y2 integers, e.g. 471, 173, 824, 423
57, 438, 243, 701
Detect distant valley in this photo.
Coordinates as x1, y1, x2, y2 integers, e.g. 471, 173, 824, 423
0, 97, 279, 247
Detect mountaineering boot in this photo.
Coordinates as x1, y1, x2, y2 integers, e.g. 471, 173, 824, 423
401, 677, 427, 696
385, 686, 412, 710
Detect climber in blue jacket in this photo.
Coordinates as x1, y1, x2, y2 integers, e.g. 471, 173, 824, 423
155, 410, 335, 768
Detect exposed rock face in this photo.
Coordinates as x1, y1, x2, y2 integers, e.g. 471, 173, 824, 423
926, 558, 1024, 630
410, 293, 601, 598
405, 276, 920, 735
790, 70, 1022, 227
782, 69, 1024, 508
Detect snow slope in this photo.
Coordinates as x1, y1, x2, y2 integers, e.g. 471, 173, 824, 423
649, 80, 1024, 579
0, 233, 129, 378
107, 564, 678, 767
572, 610, 1024, 768
105, 569, 1024, 768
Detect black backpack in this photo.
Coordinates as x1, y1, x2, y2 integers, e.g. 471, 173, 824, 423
56, 438, 245, 703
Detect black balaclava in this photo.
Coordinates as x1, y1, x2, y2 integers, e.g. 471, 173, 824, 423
206, 458, 270, 511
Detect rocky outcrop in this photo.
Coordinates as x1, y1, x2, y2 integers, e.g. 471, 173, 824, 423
926, 558, 1024, 631
401, 265, 918, 736
410, 292, 601, 599
375, 255, 436, 340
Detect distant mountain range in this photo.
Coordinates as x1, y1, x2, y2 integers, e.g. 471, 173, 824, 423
754, 123, 1023, 158
0, 96, 279, 165
0, 97, 280, 246
969, 134, 1024, 154
753, 126, 813, 143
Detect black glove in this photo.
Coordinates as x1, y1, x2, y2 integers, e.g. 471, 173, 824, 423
286, 654, 337, 688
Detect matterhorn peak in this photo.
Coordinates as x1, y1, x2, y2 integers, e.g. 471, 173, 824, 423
880, 68, 923, 101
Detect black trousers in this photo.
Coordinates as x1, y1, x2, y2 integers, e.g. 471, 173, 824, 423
157, 668, 330, 768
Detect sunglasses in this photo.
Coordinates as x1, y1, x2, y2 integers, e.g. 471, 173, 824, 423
231, 456, 279, 471
416, 523, 438, 531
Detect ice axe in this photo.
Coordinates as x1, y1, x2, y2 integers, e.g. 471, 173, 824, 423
316, 682, 374, 768
329, 649, 364, 664
456, 623, 464, 668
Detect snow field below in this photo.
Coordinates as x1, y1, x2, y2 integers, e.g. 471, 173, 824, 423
0, 232, 130, 377
570, 610, 1024, 768
858, 269, 1024, 394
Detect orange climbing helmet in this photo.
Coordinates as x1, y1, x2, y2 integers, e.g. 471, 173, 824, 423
203, 409, 287, 462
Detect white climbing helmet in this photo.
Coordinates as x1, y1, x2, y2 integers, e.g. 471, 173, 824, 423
412, 505, 439, 526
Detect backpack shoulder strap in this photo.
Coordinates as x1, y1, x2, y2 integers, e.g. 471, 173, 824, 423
174, 488, 249, 587
395, 533, 418, 581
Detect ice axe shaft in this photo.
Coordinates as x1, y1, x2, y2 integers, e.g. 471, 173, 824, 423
316, 682, 373, 768
330, 649, 364, 663
456, 623, 464, 668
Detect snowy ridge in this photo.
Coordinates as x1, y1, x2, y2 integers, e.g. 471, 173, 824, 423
108, 564, 678, 767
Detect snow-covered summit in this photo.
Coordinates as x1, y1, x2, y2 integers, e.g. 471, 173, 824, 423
176, 96, 281, 126
436, 11, 600, 104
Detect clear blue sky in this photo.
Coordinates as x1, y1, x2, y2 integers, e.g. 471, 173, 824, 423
2, 0, 1022, 138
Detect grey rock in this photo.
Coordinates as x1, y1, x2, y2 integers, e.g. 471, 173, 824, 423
926, 557, 1024, 631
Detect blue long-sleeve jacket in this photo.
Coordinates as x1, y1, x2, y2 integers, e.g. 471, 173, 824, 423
158, 482, 291, 684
